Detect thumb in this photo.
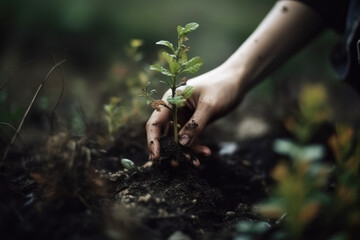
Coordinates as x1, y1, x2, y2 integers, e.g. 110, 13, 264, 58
178, 105, 210, 147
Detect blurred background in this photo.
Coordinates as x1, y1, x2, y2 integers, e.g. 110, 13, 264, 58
1, 0, 357, 146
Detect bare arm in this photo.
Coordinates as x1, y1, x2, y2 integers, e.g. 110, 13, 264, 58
146, 0, 324, 163
223, 0, 324, 93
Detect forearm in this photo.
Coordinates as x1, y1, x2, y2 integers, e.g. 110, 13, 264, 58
220, 0, 324, 94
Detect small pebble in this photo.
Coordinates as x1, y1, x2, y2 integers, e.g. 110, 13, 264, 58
192, 199, 197, 204
167, 231, 191, 240
226, 211, 236, 216
99, 149, 107, 154
158, 208, 168, 217
138, 193, 152, 203
121, 195, 135, 204
143, 161, 153, 168
118, 189, 129, 196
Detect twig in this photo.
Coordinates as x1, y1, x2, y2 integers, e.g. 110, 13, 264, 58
0, 59, 36, 92
50, 55, 65, 132
275, 213, 287, 225
0, 122, 25, 145
1, 60, 66, 163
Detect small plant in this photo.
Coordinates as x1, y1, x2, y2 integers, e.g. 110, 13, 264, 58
104, 97, 128, 141
142, 22, 203, 143
121, 158, 135, 170
256, 84, 360, 239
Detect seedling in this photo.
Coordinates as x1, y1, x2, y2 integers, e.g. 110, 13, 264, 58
121, 158, 135, 170
142, 22, 203, 143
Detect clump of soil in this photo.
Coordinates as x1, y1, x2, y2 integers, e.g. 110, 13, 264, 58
110, 136, 276, 239
0, 131, 277, 240
158, 136, 196, 167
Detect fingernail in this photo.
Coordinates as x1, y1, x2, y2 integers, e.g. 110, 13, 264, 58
184, 153, 191, 161
179, 135, 190, 146
193, 158, 200, 167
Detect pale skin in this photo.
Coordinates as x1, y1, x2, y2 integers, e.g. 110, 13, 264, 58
146, 0, 324, 166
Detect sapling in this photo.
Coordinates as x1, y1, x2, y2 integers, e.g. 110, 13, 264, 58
142, 22, 203, 143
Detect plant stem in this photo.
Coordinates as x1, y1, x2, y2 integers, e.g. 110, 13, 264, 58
171, 76, 178, 143
173, 105, 178, 143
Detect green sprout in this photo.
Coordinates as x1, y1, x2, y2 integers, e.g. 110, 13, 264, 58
121, 158, 135, 170
143, 22, 203, 143
104, 97, 127, 140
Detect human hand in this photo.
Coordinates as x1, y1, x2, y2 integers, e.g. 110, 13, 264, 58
146, 65, 244, 166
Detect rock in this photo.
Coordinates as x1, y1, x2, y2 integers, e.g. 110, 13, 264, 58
120, 195, 135, 204
219, 142, 238, 156
167, 231, 191, 240
138, 193, 151, 203
226, 211, 236, 216
236, 116, 269, 140
158, 208, 168, 217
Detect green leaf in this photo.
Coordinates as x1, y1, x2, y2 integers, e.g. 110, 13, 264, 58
183, 22, 199, 35
178, 23, 199, 37
252, 222, 271, 233
302, 145, 325, 161
182, 57, 203, 74
177, 26, 185, 37
167, 95, 186, 107
160, 80, 171, 87
183, 86, 194, 99
104, 104, 111, 114
180, 50, 188, 63
273, 139, 295, 155
150, 64, 174, 77
121, 158, 135, 170
162, 52, 181, 73
273, 139, 324, 161
156, 40, 175, 52
176, 86, 194, 99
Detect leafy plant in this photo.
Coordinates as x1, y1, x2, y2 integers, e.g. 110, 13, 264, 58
256, 84, 360, 239
142, 22, 203, 143
284, 84, 332, 143
104, 97, 128, 141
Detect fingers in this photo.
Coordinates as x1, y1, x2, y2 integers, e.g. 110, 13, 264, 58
191, 144, 212, 157
178, 103, 211, 147
146, 109, 170, 161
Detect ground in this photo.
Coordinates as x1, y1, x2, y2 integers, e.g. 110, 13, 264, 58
0, 127, 280, 240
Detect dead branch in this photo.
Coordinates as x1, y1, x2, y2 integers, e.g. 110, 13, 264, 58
0, 121, 25, 145
50, 55, 66, 132
0, 59, 36, 92
1, 60, 66, 163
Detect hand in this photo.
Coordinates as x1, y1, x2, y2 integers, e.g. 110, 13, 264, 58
147, 0, 323, 166
146, 65, 244, 166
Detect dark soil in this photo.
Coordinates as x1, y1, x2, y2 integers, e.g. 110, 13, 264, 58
0, 130, 278, 240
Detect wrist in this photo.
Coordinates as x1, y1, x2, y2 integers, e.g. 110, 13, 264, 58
217, 62, 251, 98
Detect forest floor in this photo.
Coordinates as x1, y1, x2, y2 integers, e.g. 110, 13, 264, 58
0, 123, 281, 240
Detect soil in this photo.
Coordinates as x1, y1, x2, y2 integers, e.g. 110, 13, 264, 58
0, 128, 279, 240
